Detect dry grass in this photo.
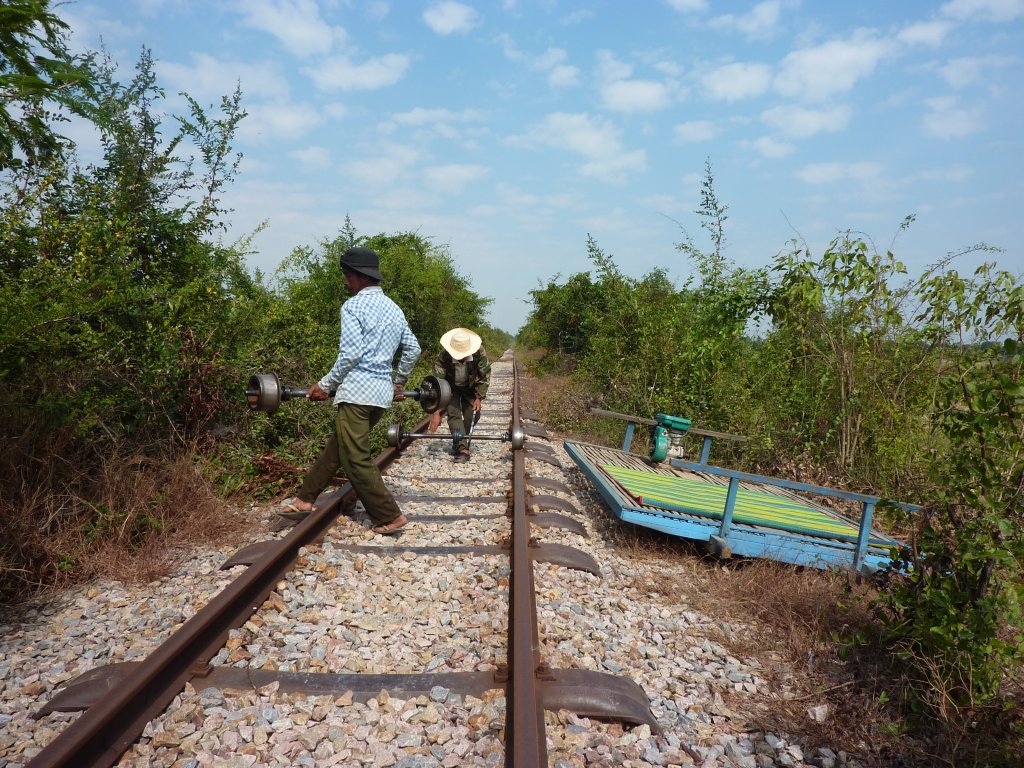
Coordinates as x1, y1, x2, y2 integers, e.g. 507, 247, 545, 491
0, 429, 248, 606
596, 505, 926, 765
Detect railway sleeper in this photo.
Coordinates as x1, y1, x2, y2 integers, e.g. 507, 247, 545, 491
220, 540, 600, 576
36, 662, 660, 734
27, 358, 660, 768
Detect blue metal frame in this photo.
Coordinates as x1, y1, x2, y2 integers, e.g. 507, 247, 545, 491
622, 422, 636, 453
698, 436, 713, 464
564, 441, 917, 573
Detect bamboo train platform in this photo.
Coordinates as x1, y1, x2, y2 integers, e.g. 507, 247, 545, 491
564, 439, 916, 573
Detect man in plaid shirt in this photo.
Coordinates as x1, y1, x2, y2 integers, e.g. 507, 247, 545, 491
280, 247, 421, 535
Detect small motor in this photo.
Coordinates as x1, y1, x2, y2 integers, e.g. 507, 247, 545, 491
649, 413, 692, 462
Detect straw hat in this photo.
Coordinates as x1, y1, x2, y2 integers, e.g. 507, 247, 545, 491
440, 327, 482, 358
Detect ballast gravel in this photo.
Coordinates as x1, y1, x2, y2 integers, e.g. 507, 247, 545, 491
1, 359, 862, 768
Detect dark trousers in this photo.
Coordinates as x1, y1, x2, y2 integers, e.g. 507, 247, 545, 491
297, 402, 401, 525
445, 389, 476, 451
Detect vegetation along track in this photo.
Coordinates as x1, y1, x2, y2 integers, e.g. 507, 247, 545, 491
21, 354, 658, 767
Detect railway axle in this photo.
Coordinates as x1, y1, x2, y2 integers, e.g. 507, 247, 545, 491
246, 373, 451, 415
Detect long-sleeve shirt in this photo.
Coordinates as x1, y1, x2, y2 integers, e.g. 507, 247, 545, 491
319, 286, 421, 408
433, 348, 492, 400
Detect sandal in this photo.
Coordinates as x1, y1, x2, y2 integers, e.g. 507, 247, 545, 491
454, 448, 471, 463
371, 514, 408, 535
278, 499, 315, 520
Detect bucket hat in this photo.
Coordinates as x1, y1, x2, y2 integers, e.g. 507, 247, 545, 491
440, 327, 482, 359
339, 247, 383, 281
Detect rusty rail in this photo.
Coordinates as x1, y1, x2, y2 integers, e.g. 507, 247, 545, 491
30, 363, 655, 767
26, 441, 408, 768
506, 362, 547, 766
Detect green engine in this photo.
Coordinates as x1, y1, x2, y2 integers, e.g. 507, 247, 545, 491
649, 413, 692, 462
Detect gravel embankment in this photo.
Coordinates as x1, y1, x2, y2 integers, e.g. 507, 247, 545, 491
1, 361, 857, 768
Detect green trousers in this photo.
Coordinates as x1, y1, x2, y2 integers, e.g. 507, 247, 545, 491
297, 402, 402, 525
445, 389, 477, 451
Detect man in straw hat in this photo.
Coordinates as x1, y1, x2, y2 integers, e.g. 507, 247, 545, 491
427, 327, 491, 462
279, 246, 420, 535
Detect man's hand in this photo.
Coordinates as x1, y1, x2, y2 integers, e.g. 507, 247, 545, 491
473, 397, 482, 413
393, 383, 407, 402
307, 382, 329, 401
427, 411, 442, 433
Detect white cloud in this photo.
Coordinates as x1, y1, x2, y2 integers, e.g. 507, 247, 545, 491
324, 102, 349, 120
306, 53, 411, 92
288, 146, 331, 169
158, 54, 291, 104
237, 0, 341, 58
237, 101, 323, 143
498, 42, 579, 87
580, 151, 648, 182
601, 80, 672, 112
761, 104, 851, 138
535, 48, 567, 70
752, 136, 794, 158
422, 163, 490, 192
496, 33, 523, 61
913, 165, 974, 182
423, 2, 480, 35
940, 0, 1024, 22
596, 50, 634, 83
708, 1, 787, 40
938, 55, 1015, 88
548, 65, 580, 88
393, 107, 486, 126
344, 144, 420, 187
922, 97, 985, 138
681, 172, 702, 190
520, 113, 620, 156
797, 161, 884, 184
653, 58, 685, 78
594, 50, 673, 111
514, 112, 646, 182
366, 2, 390, 21
386, 107, 487, 140
674, 120, 718, 142
898, 20, 954, 46
62, 6, 143, 53
775, 32, 893, 102
702, 62, 772, 101
664, 0, 708, 12
560, 10, 594, 25
534, 48, 580, 88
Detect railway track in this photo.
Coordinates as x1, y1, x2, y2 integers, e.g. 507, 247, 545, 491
23, 356, 657, 767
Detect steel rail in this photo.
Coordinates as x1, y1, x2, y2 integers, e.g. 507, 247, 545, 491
26, 429, 416, 768
506, 361, 548, 767
28, 361, 635, 768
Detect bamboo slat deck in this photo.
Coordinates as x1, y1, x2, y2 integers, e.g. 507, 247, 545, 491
564, 440, 904, 572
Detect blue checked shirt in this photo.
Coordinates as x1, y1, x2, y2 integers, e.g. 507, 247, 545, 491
318, 286, 421, 408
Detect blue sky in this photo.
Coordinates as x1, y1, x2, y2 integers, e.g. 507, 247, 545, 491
61, 0, 1023, 333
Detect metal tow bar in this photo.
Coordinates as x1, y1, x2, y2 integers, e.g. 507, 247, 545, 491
386, 422, 526, 450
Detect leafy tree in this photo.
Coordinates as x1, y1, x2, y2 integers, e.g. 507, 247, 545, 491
522, 164, 771, 436
0, 0, 94, 169
767, 226, 918, 471
269, 226, 491, 385
0, 48, 252, 440
875, 263, 1024, 742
